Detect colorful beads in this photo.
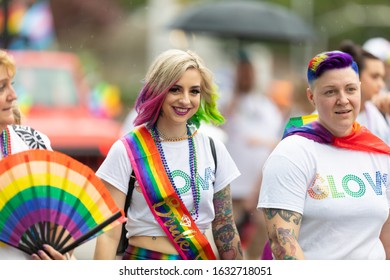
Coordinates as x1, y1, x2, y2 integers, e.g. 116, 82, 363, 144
152, 124, 200, 220
0, 127, 11, 159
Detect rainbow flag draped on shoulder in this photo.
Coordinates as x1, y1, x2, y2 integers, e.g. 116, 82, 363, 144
283, 114, 390, 155
121, 125, 216, 260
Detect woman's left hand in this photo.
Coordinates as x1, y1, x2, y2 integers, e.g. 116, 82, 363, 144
31, 244, 71, 260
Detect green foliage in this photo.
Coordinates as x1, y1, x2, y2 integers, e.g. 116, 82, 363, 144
257, 0, 390, 50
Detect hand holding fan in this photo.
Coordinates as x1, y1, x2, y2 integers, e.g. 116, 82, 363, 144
0, 149, 126, 255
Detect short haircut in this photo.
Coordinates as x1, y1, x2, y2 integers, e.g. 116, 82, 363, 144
307, 51, 359, 85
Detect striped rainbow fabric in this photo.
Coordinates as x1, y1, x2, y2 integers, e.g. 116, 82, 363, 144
282, 114, 390, 155
284, 114, 318, 130
123, 244, 182, 260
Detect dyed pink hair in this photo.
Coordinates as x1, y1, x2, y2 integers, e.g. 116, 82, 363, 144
133, 83, 171, 126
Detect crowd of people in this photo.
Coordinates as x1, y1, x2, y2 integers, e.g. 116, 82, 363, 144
1, 36, 390, 260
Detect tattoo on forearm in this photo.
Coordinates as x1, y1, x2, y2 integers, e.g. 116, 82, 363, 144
270, 239, 297, 260
213, 188, 233, 224
212, 186, 243, 259
263, 208, 301, 259
267, 226, 299, 260
215, 224, 237, 259
215, 224, 235, 243
264, 208, 302, 225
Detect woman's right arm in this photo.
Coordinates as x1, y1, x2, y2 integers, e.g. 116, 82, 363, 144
93, 180, 126, 260
262, 208, 305, 260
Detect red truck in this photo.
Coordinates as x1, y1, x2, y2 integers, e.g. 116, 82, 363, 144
9, 50, 122, 171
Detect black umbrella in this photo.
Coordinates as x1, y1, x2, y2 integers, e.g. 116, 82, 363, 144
168, 0, 316, 43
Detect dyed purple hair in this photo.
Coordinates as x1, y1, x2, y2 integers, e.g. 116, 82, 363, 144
307, 51, 359, 84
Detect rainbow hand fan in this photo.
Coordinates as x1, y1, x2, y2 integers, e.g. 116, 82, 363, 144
0, 149, 126, 255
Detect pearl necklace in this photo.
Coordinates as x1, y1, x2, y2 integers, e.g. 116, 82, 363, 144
152, 125, 200, 220
0, 127, 11, 159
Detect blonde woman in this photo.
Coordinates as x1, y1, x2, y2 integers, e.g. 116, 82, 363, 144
94, 49, 243, 260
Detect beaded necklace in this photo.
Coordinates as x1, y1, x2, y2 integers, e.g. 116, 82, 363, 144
0, 127, 11, 159
152, 124, 200, 220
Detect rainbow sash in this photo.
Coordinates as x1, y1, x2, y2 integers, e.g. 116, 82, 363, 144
121, 125, 216, 260
283, 114, 390, 155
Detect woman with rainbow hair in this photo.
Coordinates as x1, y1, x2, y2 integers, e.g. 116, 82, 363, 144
94, 49, 243, 260
258, 50, 390, 259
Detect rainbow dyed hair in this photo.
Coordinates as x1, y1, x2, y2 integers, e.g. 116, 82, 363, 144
134, 49, 224, 128
307, 51, 359, 85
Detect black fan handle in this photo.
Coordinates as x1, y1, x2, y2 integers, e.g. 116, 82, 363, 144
59, 211, 123, 254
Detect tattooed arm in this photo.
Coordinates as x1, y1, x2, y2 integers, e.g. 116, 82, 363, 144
262, 208, 305, 260
212, 185, 243, 260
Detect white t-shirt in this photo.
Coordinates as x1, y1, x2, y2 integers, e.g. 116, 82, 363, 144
96, 131, 240, 237
223, 93, 284, 199
357, 101, 390, 145
0, 125, 52, 260
258, 135, 390, 260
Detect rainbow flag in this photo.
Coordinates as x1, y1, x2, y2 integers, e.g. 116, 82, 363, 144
284, 114, 318, 129
283, 114, 390, 155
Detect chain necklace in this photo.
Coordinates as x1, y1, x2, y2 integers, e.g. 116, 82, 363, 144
0, 127, 12, 159
155, 126, 198, 142
152, 124, 200, 220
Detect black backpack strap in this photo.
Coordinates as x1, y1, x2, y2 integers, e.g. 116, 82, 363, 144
125, 171, 136, 213
116, 170, 136, 255
209, 136, 217, 172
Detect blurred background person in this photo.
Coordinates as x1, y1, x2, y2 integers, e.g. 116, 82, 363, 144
361, 37, 390, 121
266, 79, 294, 122
363, 37, 390, 91
340, 40, 390, 145
220, 50, 284, 259
289, 76, 316, 117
